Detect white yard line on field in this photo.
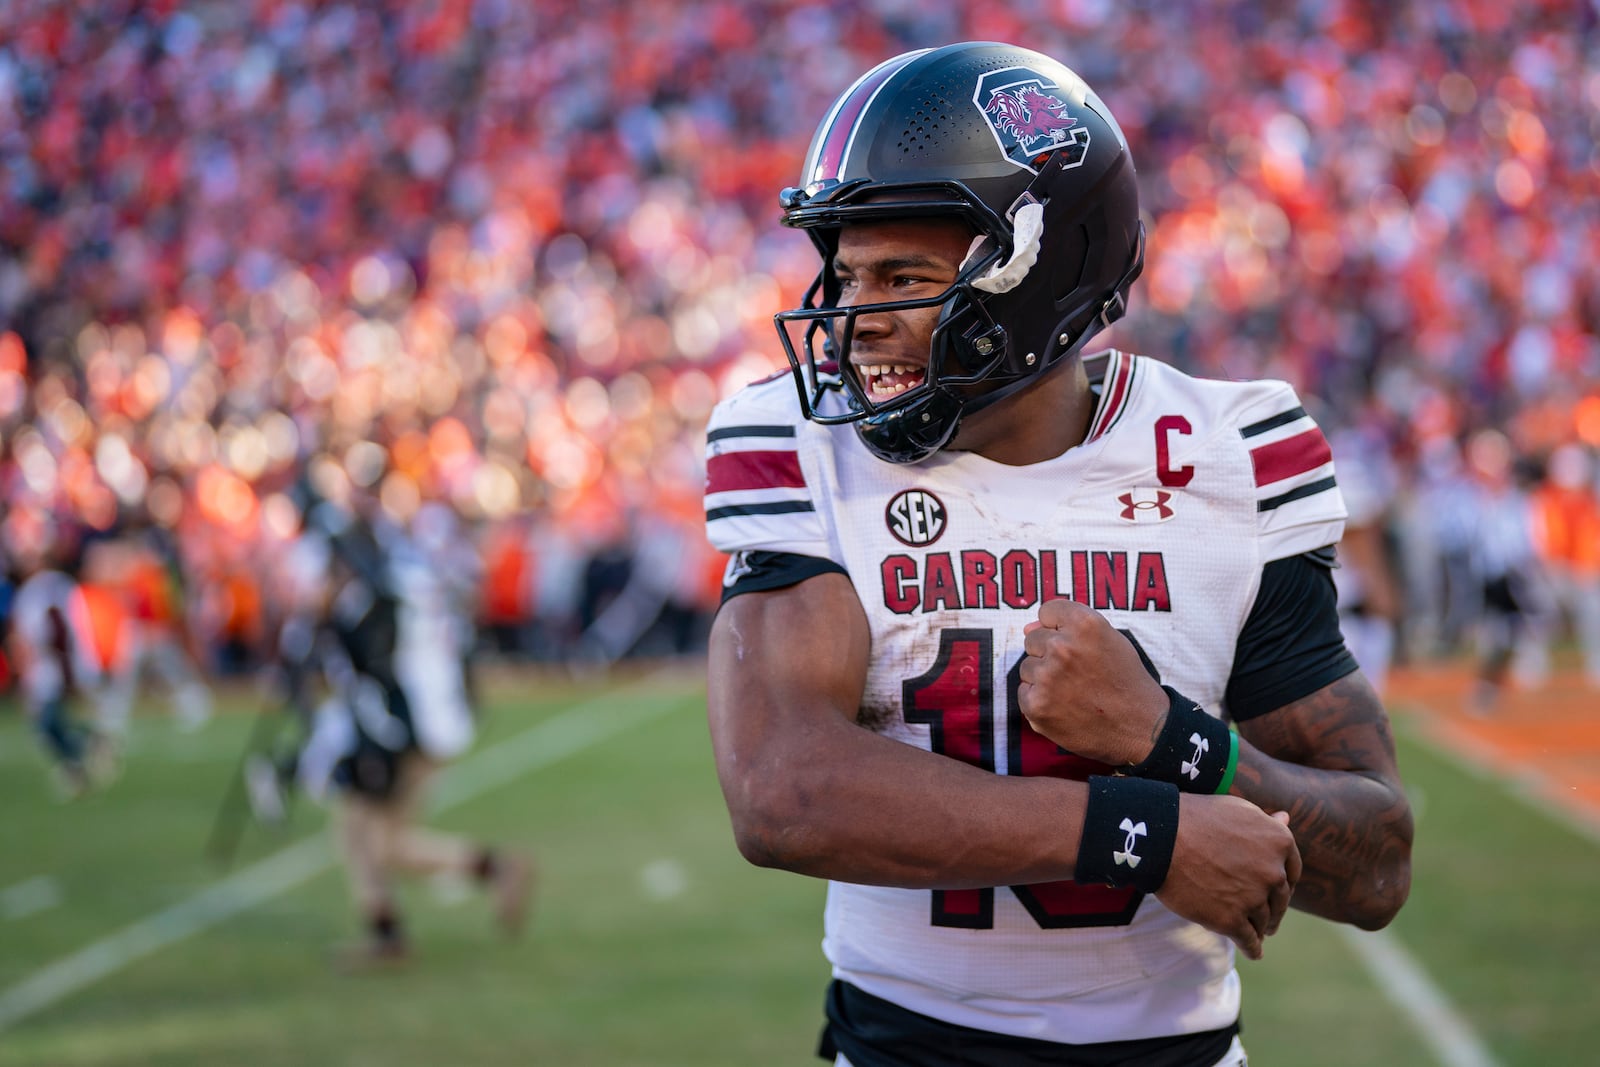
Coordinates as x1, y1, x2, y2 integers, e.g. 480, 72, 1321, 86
1337, 926, 1502, 1067
1332, 712, 1513, 1067
0, 673, 688, 1033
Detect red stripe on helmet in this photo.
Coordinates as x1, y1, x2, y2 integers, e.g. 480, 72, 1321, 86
805, 50, 927, 185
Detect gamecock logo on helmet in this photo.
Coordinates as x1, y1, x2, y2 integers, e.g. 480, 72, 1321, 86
975, 68, 1092, 171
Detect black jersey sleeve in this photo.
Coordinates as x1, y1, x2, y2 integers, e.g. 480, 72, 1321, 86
719, 550, 848, 604
1225, 547, 1360, 722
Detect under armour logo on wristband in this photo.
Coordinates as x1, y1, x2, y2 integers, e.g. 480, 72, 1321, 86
1181, 733, 1210, 780
1080, 777, 1178, 891
1128, 687, 1233, 794
1114, 817, 1146, 868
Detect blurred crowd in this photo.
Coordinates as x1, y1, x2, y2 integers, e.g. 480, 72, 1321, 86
1, 1, 1598, 700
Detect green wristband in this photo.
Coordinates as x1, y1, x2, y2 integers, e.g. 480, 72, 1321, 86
1214, 730, 1239, 796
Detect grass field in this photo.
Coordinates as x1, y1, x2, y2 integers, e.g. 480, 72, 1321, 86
1, 661, 1597, 1066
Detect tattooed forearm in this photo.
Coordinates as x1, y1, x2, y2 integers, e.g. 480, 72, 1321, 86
1233, 673, 1414, 929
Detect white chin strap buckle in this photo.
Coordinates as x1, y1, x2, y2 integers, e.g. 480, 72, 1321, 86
968, 202, 1044, 295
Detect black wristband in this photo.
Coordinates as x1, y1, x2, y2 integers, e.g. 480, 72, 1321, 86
1075, 775, 1179, 893
1126, 686, 1235, 794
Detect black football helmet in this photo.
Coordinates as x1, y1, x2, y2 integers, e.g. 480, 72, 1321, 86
775, 42, 1145, 464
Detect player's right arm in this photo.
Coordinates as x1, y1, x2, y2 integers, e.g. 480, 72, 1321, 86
707, 568, 1301, 958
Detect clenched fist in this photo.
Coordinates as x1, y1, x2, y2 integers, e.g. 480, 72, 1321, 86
1018, 598, 1169, 767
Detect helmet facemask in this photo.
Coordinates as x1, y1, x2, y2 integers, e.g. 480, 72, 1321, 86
772, 43, 1146, 464
774, 186, 1015, 463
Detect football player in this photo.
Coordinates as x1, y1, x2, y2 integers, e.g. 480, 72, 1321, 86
4, 522, 115, 798
705, 42, 1413, 1066
285, 494, 534, 967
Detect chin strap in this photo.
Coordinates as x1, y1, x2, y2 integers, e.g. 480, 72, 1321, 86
968, 202, 1044, 294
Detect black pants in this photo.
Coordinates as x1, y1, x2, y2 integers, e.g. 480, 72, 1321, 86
818, 980, 1239, 1067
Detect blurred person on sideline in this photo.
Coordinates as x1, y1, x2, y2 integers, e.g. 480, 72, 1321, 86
405, 496, 484, 702
1464, 429, 1547, 714
574, 490, 714, 665
705, 43, 1411, 1066
478, 515, 539, 658
1413, 437, 1483, 658
80, 531, 213, 741
1527, 442, 1600, 688
1328, 412, 1402, 695
3, 521, 114, 797
282, 491, 533, 968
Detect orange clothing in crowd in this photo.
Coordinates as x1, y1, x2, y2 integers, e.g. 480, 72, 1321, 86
1532, 485, 1600, 576
74, 582, 128, 673
482, 526, 534, 626
220, 570, 265, 650
125, 554, 179, 626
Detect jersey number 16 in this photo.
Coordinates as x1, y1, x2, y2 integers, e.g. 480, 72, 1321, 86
904, 627, 1147, 930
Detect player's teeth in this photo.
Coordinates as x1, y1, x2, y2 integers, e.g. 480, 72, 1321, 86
862, 365, 927, 398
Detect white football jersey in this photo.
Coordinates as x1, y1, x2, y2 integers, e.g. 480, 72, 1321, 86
705, 350, 1347, 1045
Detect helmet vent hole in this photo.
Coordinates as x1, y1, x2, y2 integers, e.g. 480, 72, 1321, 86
898, 121, 942, 153
897, 95, 951, 154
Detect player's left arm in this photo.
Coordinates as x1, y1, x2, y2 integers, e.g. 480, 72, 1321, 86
1214, 386, 1410, 926
1230, 672, 1411, 929
1019, 549, 1412, 930
1224, 552, 1413, 931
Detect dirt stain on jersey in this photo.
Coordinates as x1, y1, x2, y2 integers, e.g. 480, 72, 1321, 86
855, 703, 899, 733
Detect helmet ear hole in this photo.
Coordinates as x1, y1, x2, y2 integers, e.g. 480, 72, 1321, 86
1054, 222, 1092, 310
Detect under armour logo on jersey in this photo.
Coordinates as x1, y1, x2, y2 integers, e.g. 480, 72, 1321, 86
1181, 732, 1210, 780
1114, 818, 1146, 868
1118, 488, 1176, 523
